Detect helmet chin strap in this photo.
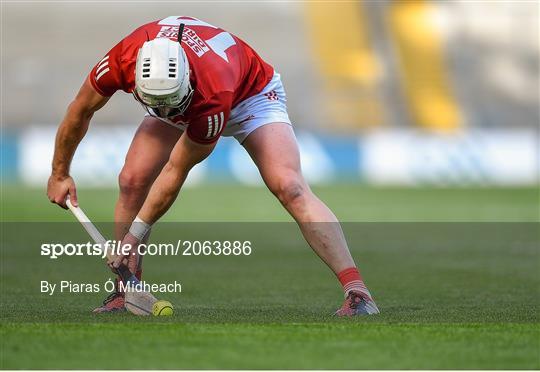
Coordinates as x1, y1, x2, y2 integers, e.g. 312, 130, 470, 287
155, 106, 178, 117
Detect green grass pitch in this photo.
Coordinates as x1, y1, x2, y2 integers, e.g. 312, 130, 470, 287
1, 185, 539, 369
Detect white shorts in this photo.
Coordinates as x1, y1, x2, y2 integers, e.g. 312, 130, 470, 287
150, 72, 291, 143
223, 72, 291, 143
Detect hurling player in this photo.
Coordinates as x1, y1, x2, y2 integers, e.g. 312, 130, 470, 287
47, 16, 379, 316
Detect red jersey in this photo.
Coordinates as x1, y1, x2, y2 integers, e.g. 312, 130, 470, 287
89, 16, 274, 144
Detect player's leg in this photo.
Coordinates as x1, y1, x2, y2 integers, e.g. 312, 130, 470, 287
242, 123, 354, 270
242, 123, 379, 315
114, 117, 182, 234
115, 116, 183, 266
94, 117, 181, 313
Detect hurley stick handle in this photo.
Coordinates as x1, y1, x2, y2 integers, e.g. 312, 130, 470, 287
67, 196, 138, 284
116, 264, 139, 284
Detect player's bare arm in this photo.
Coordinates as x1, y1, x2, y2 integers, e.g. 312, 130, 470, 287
140, 135, 215, 224
47, 78, 109, 208
112, 134, 215, 272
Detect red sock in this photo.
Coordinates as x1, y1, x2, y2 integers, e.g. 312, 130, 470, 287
337, 267, 370, 297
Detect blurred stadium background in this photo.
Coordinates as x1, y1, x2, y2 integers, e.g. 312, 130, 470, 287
1, 1, 538, 189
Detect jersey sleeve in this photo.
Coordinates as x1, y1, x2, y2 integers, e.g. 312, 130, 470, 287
186, 92, 233, 144
88, 40, 124, 97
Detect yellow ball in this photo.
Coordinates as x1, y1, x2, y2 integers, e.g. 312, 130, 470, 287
152, 300, 174, 316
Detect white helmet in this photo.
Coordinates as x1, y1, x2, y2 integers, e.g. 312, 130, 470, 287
134, 33, 193, 116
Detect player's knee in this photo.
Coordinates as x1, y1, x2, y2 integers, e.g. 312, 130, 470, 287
274, 177, 306, 208
118, 168, 152, 196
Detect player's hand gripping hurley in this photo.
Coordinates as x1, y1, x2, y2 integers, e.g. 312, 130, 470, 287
66, 196, 158, 315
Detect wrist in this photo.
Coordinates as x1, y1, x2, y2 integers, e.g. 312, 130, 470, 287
51, 169, 70, 179
128, 216, 152, 241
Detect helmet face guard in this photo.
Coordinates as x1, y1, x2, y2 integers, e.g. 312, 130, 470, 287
133, 85, 193, 118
